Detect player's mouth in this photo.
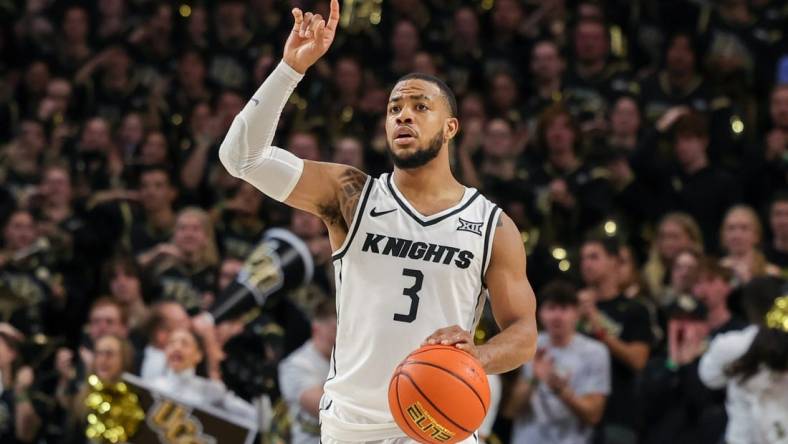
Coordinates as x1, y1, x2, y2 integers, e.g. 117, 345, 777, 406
393, 127, 417, 146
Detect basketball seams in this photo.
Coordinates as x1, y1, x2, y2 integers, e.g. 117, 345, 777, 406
398, 370, 474, 434
404, 361, 488, 416
393, 372, 425, 441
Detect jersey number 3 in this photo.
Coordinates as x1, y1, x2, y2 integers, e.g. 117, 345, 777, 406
394, 268, 423, 323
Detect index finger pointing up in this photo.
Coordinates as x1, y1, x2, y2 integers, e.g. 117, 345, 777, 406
326, 0, 340, 32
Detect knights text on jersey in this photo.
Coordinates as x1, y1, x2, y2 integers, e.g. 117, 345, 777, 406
320, 173, 501, 441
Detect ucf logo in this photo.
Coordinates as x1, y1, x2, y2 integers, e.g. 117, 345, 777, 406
406, 402, 455, 442
148, 399, 216, 444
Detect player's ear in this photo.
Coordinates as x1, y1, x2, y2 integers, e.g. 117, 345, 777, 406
444, 117, 459, 141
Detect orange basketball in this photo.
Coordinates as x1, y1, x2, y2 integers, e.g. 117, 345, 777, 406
388, 344, 490, 444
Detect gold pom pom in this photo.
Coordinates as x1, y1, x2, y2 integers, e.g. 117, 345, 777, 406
84, 375, 145, 443
766, 295, 788, 333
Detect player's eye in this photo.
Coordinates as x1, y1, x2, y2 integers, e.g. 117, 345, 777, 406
416, 103, 428, 111
389, 106, 401, 114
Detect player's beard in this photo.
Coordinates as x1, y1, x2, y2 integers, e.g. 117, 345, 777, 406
387, 131, 443, 170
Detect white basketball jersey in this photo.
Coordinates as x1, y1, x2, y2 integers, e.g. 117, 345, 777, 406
320, 173, 501, 441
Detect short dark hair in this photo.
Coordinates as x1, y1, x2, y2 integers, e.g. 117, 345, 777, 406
697, 257, 734, 283
583, 236, 620, 257
540, 280, 579, 307
574, 17, 608, 34
395, 72, 458, 117
105, 254, 142, 280
138, 164, 174, 186
663, 31, 704, 62
770, 190, 788, 210
536, 103, 581, 153
674, 111, 709, 140
90, 297, 129, 327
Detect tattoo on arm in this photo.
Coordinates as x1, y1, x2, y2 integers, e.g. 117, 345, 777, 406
497, 214, 504, 227
339, 169, 367, 224
319, 168, 367, 228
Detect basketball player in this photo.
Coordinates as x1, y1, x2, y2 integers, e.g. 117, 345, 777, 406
218, 1, 537, 442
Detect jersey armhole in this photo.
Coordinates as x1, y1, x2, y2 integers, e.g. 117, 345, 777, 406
480, 206, 502, 288
331, 176, 373, 261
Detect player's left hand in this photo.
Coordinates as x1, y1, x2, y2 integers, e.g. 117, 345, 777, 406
422, 325, 479, 359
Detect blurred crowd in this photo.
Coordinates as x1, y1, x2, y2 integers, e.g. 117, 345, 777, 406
0, 0, 787, 443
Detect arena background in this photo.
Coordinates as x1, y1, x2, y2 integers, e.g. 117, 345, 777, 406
0, 0, 786, 443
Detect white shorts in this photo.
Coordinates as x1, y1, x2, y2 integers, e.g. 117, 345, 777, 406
319, 396, 479, 444
320, 433, 479, 444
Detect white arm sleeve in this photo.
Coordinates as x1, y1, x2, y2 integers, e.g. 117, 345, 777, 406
218, 61, 306, 202
699, 326, 758, 389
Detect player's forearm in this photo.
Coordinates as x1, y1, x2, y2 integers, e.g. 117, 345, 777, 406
477, 318, 537, 374
218, 60, 305, 201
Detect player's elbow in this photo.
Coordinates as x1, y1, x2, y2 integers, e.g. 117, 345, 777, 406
218, 117, 249, 179
218, 141, 242, 179
519, 321, 538, 364
506, 321, 537, 371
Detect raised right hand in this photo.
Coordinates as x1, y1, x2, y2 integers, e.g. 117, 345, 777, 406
283, 0, 340, 74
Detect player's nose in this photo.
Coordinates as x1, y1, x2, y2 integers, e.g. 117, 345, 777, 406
395, 113, 413, 124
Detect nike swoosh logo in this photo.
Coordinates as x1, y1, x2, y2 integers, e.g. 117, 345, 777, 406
250, 98, 260, 106
370, 207, 397, 217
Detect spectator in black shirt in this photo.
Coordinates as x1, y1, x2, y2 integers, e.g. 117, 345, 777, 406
693, 258, 748, 336
117, 112, 145, 166
67, 117, 122, 199
765, 191, 788, 276
564, 18, 633, 131
130, 166, 177, 258
73, 44, 150, 126
484, 0, 533, 78
14, 60, 50, 120
661, 112, 741, 253
95, 0, 129, 45
385, 20, 421, 84
0, 328, 41, 444
444, 7, 485, 98
531, 105, 614, 247
0, 210, 52, 337
745, 85, 788, 208
523, 40, 566, 133
488, 70, 524, 124
128, 3, 175, 74
0, 119, 46, 201
640, 294, 727, 444
54, 6, 93, 76
640, 32, 713, 126
213, 182, 266, 260
458, 117, 532, 205
579, 237, 653, 444
169, 49, 214, 119
141, 207, 219, 314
